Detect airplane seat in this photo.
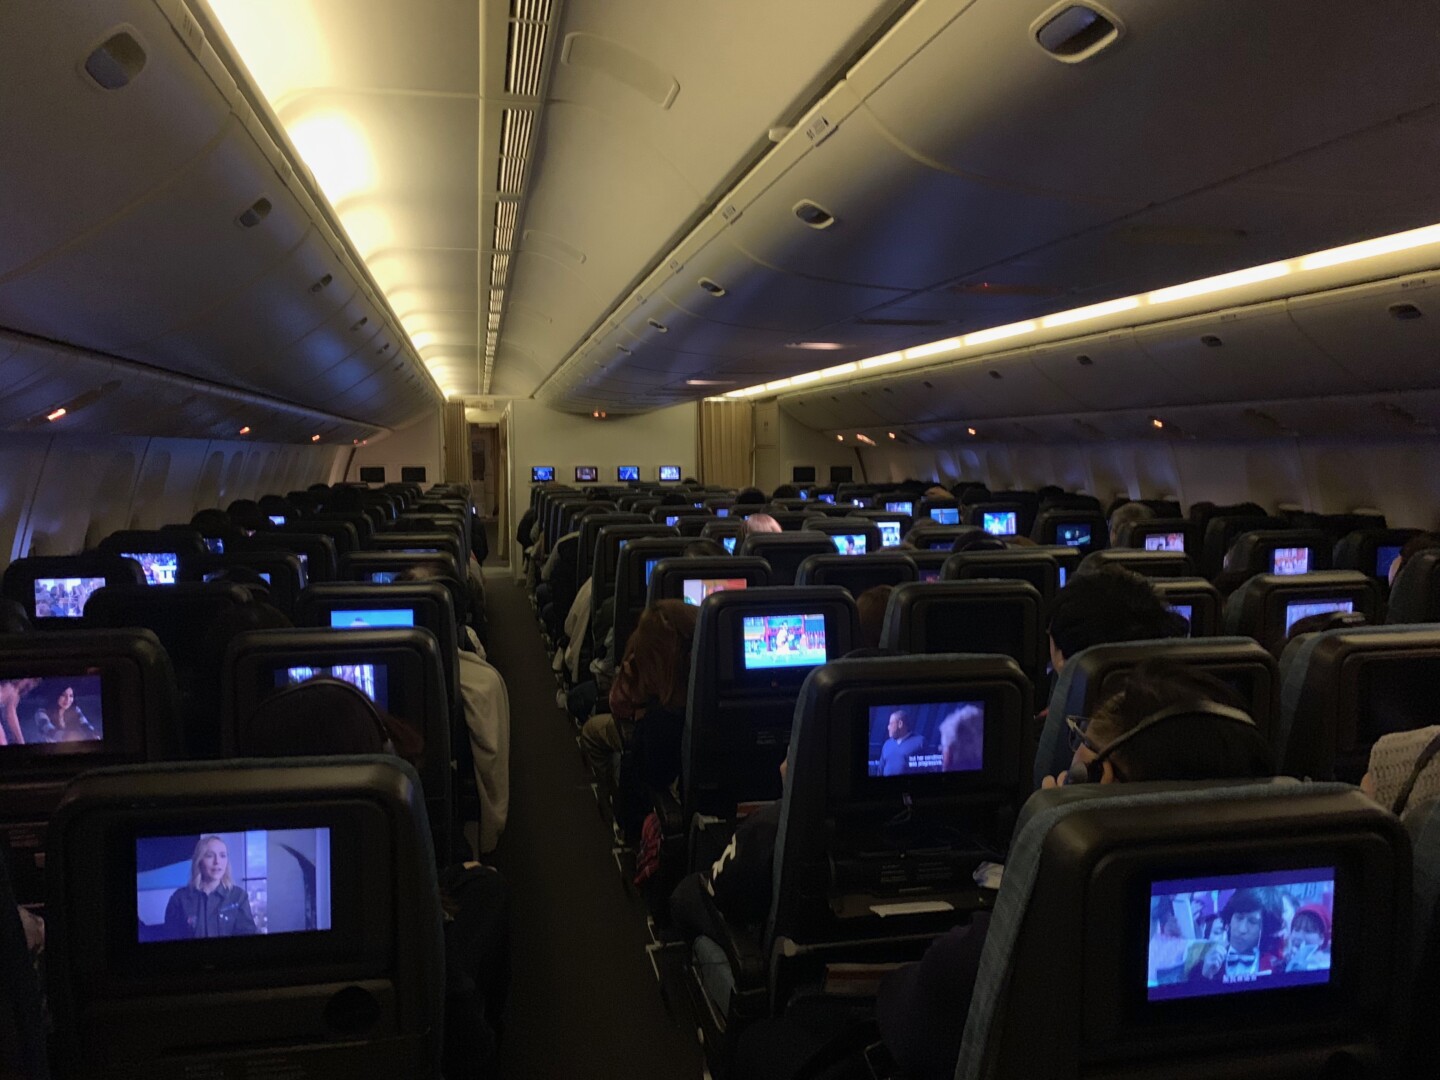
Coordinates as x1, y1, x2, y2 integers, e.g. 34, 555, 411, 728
221, 627, 453, 861
584, 524, 685, 669
46, 756, 445, 1078
1333, 528, 1422, 587
670, 589, 859, 907
988, 491, 1041, 535
1030, 508, 1108, 555
314, 510, 375, 546
943, 550, 1061, 603
244, 531, 341, 585
284, 517, 360, 558
793, 552, 918, 595
540, 532, 582, 639
1406, 795, 1440, 1074
956, 781, 1408, 1080
765, 510, 812, 532
687, 654, 1031, 1068
736, 533, 837, 586
1199, 514, 1287, 578
801, 519, 883, 557
917, 497, 962, 525
575, 513, 650, 586
1138, 497, 1184, 518
675, 514, 718, 537
1036, 638, 1279, 788
179, 551, 305, 615
0, 847, 47, 1079
904, 523, 982, 551
879, 580, 1047, 686
607, 537, 702, 665
96, 528, 208, 586
2, 552, 146, 625
0, 628, 183, 906
1223, 571, 1380, 655
699, 519, 746, 554
1385, 549, 1440, 624
1149, 577, 1225, 637
1037, 492, 1103, 516
1275, 624, 1440, 782
256, 494, 298, 525
1116, 517, 1198, 557
1225, 528, 1333, 577
906, 551, 952, 583
964, 501, 1027, 538
646, 556, 772, 609
851, 509, 914, 549
82, 579, 253, 690
1079, 548, 1198, 578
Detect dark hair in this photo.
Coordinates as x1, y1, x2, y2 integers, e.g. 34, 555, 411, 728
1047, 567, 1185, 661
1219, 889, 1282, 945
190, 508, 233, 532
1084, 660, 1273, 782
735, 487, 767, 506
771, 484, 799, 500
0, 599, 32, 635
952, 533, 1007, 553
226, 499, 266, 531
659, 492, 692, 506
621, 600, 699, 709
242, 677, 424, 765
683, 539, 725, 557
855, 585, 893, 650
1397, 532, 1440, 569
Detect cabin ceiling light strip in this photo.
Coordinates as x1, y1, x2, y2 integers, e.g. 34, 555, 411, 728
720, 219, 1440, 400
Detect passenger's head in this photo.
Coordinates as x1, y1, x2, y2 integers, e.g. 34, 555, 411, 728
1108, 500, 1156, 546
1064, 660, 1272, 785
939, 704, 983, 772
199, 600, 293, 682
190, 836, 234, 891
1389, 532, 1440, 586
1283, 610, 1367, 646
745, 513, 782, 535
855, 584, 892, 650
952, 532, 1007, 553
622, 600, 699, 709
1360, 724, 1440, 815
924, 486, 952, 501
659, 491, 692, 506
0, 599, 33, 635
226, 499, 267, 533
242, 677, 422, 762
1047, 567, 1185, 673
734, 487, 767, 506
771, 484, 799, 500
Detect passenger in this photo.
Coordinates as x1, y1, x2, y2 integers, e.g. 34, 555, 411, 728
745, 513, 782, 534
241, 677, 422, 762
1360, 725, 1440, 816
1046, 567, 1186, 678
225, 499, 267, 534
1108, 499, 1155, 547
731, 662, 1272, 1080
1388, 531, 1440, 586
924, 485, 951, 501
854, 584, 892, 650
578, 600, 698, 839
952, 532, 1006, 552
735, 486, 767, 506
939, 704, 982, 772
161, 836, 258, 939
0, 599, 32, 634
771, 484, 799, 500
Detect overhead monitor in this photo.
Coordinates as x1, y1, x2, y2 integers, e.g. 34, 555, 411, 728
530, 466, 555, 483
658, 465, 681, 482
574, 466, 598, 483
617, 465, 640, 482
33, 577, 106, 619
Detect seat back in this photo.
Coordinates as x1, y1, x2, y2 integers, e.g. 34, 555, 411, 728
576, 513, 650, 584
737, 533, 838, 586
243, 531, 340, 584
612, 537, 704, 652
880, 580, 1046, 684
1026, 544, 1082, 588
1385, 548, 1440, 624
96, 529, 208, 586
768, 654, 1032, 967
283, 517, 359, 557
919, 499, 963, 526
1225, 529, 1333, 577
1117, 517, 1197, 556
312, 510, 375, 546
592, 524, 680, 611
905, 524, 982, 551
966, 501, 1027, 538
794, 552, 919, 595
645, 555, 772, 608
1408, 796, 1440, 1074
1079, 548, 1197, 578
1277, 624, 1440, 782
684, 587, 858, 819
908, 551, 952, 583
3, 553, 146, 625
344, 550, 463, 585
222, 628, 451, 858
989, 491, 1041, 536
1031, 508, 1108, 555
1036, 637, 1279, 787
369, 531, 466, 570
0, 629, 182, 905
700, 519, 746, 554
1224, 571, 1381, 654
850, 509, 914, 549
801, 519, 883, 557
179, 552, 305, 614
957, 782, 1408, 1080
1333, 528, 1421, 588
47, 757, 445, 1078
83, 582, 253, 675
943, 550, 1061, 603
1200, 514, 1287, 577
1149, 578, 1224, 637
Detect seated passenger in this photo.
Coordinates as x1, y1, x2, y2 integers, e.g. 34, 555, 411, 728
735, 487, 767, 507
1388, 531, 1440, 586
1360, 724, 1440, 816
771, 484, 799, 500
745, 513, 782, 534
1046, 567, 1187, 680
854, 585, 892, 651
578, 600, 698, 839
870, 662, 1273, 1080
1108, 499, 1156, 546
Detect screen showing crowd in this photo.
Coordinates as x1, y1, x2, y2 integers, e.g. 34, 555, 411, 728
276, 663, 388, 709
866, 702, 984, 777
878, 521, 902, 548
1144, 533, 1186, 553
122, 552, 178, 586
1272, 547, 1310, 576
0, 673, 103, 748
885, 501, 914, 516
1146, 867, 1335, 1001
659, 465, 681, 482
34, 576, 106, 618
930, 507, 960, 525
134, 828, 332, 941
1284, 600, 1353, 635
328, 608, 415, 629
981, 511, 1017, 536
1057, 523, 1092, 547
682, 578, 748, 606
741, 613, 827, 670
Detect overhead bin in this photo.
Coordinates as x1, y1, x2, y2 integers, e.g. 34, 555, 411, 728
1028, 330, 1186, 412
1288, 275, 1440, 393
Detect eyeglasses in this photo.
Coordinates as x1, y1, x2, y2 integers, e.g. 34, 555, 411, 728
1066, 714, 1103, 754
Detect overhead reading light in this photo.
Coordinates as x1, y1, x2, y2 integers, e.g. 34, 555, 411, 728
1151, 418, 1165, 429
887, 432, 896, 440
855, 433, 876, 446
967, 427, 978, 436
1033, 4, 1123, 63
787, 342, 845, 351
697, 277, 727, 296
238, 426, 251, 435
311, 434, 321, 442
836, 435, 844, 442
46, 408, 66, 422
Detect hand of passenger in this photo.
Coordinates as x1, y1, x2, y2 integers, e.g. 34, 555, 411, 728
1040, 770, 1068, 789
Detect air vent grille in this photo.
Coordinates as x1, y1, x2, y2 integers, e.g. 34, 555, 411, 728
84, 31, 147, 90
506, 0, 553, 97
497, 108, 535, 193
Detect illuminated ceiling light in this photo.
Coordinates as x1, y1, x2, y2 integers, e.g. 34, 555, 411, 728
1298, 223, 1440, 271
787, 341, 845, 350
239, 426, 251, 435
855, 433, 876, 446
208, 1, 332, 103
903, 338, 962, 361
1147, 262, 1289, 305
836, 434, 845, 441
964, 320, 1037, 347
46, 407, 66, 421
887, 432, 896, 440
444, 387, 457, 399
817, 362, 858, 379
1040, 296, 1141, 328
286, 112, 375, 205
685, 378, 735, 386
764, 378, 793, 392
1151, 417, 1165, 429
311, 434, 321, 442
859, 352, 903, 370
409, 330, 438, 352
789, 371, 822, 385
967, 427, 977, 436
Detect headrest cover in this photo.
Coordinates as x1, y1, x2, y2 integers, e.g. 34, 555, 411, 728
1368, 725, 1440, 815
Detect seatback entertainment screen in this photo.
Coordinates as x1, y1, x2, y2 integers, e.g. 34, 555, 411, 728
741, 613, 826, 670
682, 578, 748, 606
122, 552, 178, 586
831, 534, 867, 555
1272, 547, 1310, 576
929, 507, 960, 525
866, 701, 983, 777
0, 673, 103, 747
885, 500, 914, 516
275, 663, 389, 709
34, 577, 106, 618
878, 521, 902, 548
328, 608, 415, 629
1056, 523, 1092, 547
981, 512, 1017, 536
1283, 599, 1353, 635
1376, 545, 1402, 579
1146, 867, 1334, 1000
722, 537, 737, 554
1145, 533, 1186, 553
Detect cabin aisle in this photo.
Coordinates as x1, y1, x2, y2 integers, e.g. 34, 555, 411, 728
483, 573, 704, 1078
